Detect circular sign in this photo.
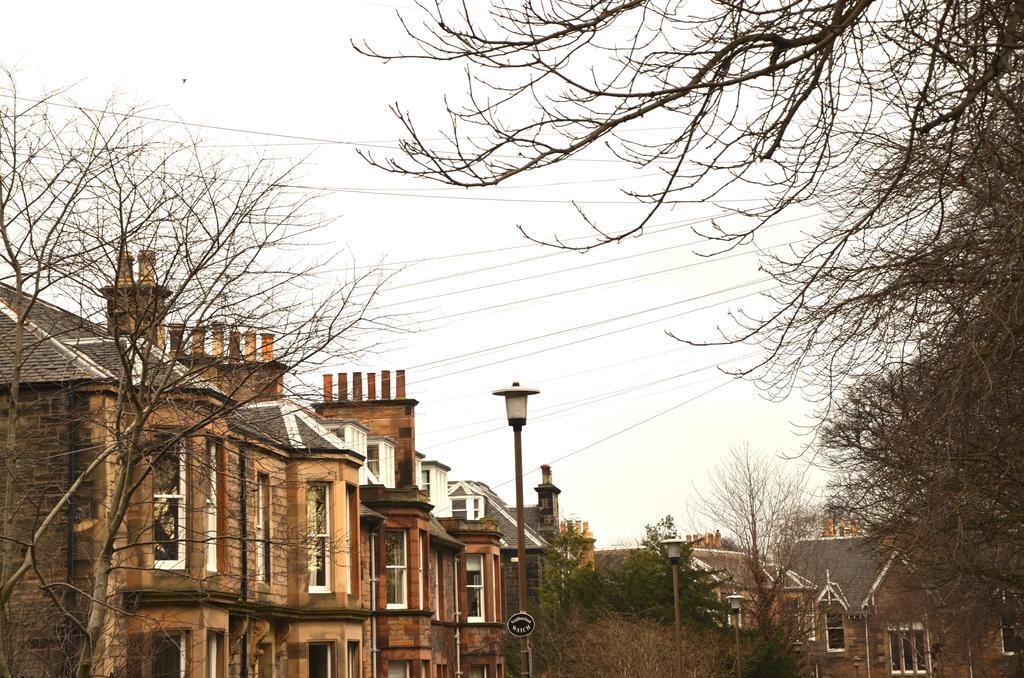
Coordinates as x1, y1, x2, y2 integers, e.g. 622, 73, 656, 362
506, 612, 536, 638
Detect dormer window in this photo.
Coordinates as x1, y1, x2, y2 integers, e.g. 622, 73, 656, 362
825, 614, 845, 651
452, 496, 485, 520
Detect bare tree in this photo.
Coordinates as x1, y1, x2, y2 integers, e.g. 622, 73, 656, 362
359, 0, 1024, 400
0, 82, 385, 676
696, 445, 818, 641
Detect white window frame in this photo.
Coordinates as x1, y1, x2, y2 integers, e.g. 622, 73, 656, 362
421, 469, 431, 496
419, 532, 426, 610
385, 529, 408, 609
469, 667, 488, 678
347, 641, 361, 678
466, 554, 485, 622
154, 445, 186, 570
207, 630, 223, 678
825, 613, 845, 652
256, 473, 271, 583
205, 440, 218, 574
366, 444, 380, 479
307, 483, 331, 593
451, 495, 485, 520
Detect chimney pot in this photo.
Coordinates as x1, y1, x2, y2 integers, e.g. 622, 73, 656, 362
323, 374, 334, 401
168, 323, 185, 354
541, 464, 552, 484
368, 373, 377, 400
396, 369, 406, 398
137, 250, 157, 284
261, 333, 274, 361
244, 331, 257, 362
338, 373, 348, 401
229, 330, 241, 359
191, 327, 206, 356
115, 251, 135, 286
353, 372, 363, 400
211, 325, 225, 357
382, 370, 391, 399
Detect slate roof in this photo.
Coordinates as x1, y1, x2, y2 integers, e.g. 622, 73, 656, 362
790, 536, 890, 609
448, 479, 546, 550
428, 516, 464, 549
229, 400, 361, 455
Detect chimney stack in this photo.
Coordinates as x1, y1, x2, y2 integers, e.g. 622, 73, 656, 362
382, 370, 391, 399
115, 251, 134, 286
323, 374, 334, 401
168, 324, 185, 354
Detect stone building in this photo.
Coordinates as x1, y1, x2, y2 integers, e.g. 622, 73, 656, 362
792, 533, 1022, 678
0, 254, 507, 678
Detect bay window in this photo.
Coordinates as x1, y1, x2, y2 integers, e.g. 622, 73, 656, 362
308, 483, 331, 592
153, 445, 186, 569
467, 554, 485, 622
385, 529, 408, 608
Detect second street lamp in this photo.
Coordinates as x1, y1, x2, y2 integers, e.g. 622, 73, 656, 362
662, 537, 686, 678
727, 593, 746, 678
493, 381, 540, 678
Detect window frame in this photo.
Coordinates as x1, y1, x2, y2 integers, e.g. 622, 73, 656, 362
825, 613, 845, 652
207, 630, 224, 678
451, 495, 485, 520
385, 529, 408, 609
387, 660, 410, 678
888, 623, 928, 674
466, 554, 486, 622
153, 630, 187, 678
153, 445, 187, 570
256, 472, 271, 583
205, 439, 219, 574
307, 483, 332, 593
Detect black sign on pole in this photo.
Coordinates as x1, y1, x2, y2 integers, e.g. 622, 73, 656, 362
506, 612, 536, 638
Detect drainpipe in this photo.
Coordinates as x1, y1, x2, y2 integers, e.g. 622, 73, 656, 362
863, 616, 871, 678
454, 554, 462, 678
240, 450, 249, 678
370, 528, 379, 678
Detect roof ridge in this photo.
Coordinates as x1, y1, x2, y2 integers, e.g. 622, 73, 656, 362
0, 297, 113, 380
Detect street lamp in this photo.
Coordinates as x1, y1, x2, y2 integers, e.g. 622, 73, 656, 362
662, 538, 686, 678
493, 382, 540, 678
726, 594, 745, 678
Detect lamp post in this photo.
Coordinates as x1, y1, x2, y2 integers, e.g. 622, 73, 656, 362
662, 538, 686, 678
727, 593, 745, 678
493, 382, 540, 678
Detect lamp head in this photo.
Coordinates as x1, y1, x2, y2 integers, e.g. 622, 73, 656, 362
661, 537, 686, 565
492, 382, 540, 427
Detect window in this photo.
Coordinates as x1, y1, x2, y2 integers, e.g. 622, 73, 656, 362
256, 473, 271, 583
493, 554, 501, 622
307, 484, 331, 592
469, 668, 488, 678
153, 631, 186, 678
309, 643, 332, 678
367, 444, 380, 478
385, 529, 408, 608
1004, 617, 1024, 655
421, 661, 430, 678
421, 469, 431, 496
207, 631, 223, 678
154, 446, 186, 569
889, 624, 928, 674
387, 661, 409, 678
347, 641, 360, 678
419, 532, 427, 609
257, 642, 274, 678
451, 496, 484, 520
433, 551, 441, 620
826, 614, 845, 651
347, 484, 359, 594
467, 554, 485, 622
205, 440, 219, 573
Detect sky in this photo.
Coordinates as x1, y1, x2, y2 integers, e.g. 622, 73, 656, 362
1, 0, 825, 545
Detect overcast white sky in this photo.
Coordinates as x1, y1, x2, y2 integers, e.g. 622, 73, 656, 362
2, 1, 825, 545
